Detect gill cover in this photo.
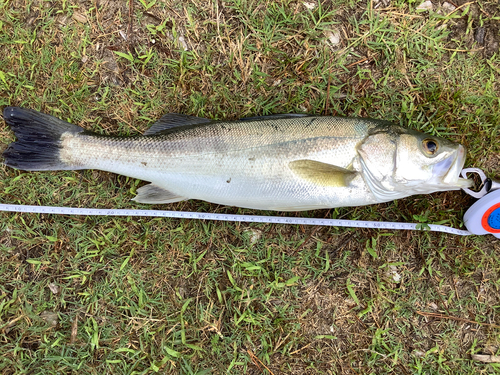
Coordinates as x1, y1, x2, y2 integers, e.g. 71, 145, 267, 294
357, 128, 403, 202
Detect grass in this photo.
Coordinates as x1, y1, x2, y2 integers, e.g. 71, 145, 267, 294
1, 0, 500, 373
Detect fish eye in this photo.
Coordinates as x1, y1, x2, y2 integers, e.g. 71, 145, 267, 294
422, 138, 438, 156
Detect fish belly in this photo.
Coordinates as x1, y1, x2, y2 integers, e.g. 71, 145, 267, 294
147, 150, 376, 210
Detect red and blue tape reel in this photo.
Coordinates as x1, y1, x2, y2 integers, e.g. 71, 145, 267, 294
464, 189, 500, 238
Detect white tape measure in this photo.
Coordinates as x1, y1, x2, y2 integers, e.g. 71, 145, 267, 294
0, 168, 498, 237
0, 203, 471, 236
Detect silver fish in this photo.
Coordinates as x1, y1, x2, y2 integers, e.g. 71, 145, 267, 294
2, 107, 471, 211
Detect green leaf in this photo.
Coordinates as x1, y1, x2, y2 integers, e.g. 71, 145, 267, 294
181, 298, 192, 314
180, 298, 192, 345
227, 270, 237, 287
115, 348, 138, 354
314, 335, 337, 339
120, 248, 135, 270
366, 243, 377, 259
285, 276, 300, 286
346, 278, 360, 305
359, 301, 373, 317
113, 51, 134, 62
165, 346, 181, 358
216, 286, 223, 304
150, 362, 160, 372
184, 343, 204, 351
12, 174, 25, 182
27, 259, 50, 265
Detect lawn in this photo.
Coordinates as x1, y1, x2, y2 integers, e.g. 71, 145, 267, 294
0, 0, 499, 373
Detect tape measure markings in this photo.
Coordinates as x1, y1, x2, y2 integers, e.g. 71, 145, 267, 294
0, 203, 471, 236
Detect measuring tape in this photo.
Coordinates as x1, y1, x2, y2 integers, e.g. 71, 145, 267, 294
0, 203, 472, 236
1, 168, 498, 237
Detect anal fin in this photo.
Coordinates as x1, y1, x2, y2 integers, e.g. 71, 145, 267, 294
132, 184, 186, 204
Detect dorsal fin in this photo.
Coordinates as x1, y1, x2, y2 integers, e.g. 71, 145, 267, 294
144, 113, 211, 135
240, 114, 311, 121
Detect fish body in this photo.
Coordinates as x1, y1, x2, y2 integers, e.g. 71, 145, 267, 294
2, 107, 471, 211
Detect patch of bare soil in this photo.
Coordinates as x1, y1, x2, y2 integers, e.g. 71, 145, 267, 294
445, 0, 500, 58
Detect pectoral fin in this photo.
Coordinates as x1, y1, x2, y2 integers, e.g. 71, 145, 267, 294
132, 184, 186, 204
289, 160, 356, 187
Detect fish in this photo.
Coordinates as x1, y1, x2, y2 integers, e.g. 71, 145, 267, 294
2, 107, 471, 211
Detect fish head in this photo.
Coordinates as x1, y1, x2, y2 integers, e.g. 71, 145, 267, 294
358, 126, 472, 202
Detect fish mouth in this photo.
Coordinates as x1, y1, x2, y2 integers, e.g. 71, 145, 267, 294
436, 145, 472, 188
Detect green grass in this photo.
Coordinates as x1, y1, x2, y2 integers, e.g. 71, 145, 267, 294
1, 0, 500, 373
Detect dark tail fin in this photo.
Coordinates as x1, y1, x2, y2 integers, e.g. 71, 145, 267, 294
3, 107, 85, 171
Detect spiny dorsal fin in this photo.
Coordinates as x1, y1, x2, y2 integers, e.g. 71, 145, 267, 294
289, 159, 357, 187
240, 114, 310, 121
132, 184, 186, 204
144, 113, 211, 135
